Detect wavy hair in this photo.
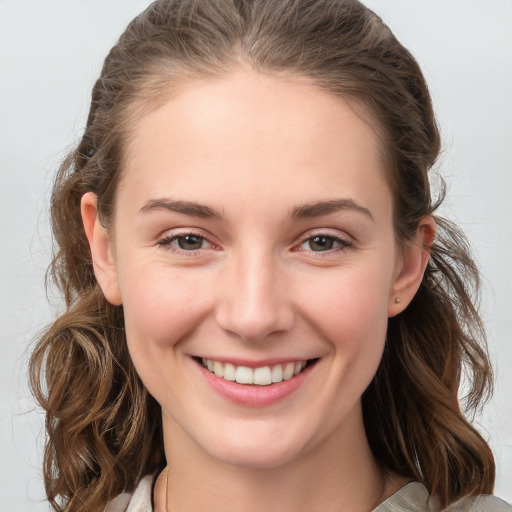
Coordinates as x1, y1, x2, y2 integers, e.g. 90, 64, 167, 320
30, 0, 494, 510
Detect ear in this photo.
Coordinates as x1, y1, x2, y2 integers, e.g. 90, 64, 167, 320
81, 192, 122, 306
387, 216, 436, 317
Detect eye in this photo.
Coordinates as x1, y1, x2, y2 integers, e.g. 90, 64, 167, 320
174, 234, 206, 251
157, 231, 215, 253
297, 233, 351, 253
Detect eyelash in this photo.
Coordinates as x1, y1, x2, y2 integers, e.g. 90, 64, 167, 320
295, 232, 352, 254
156, 230, 351, 256
157, 231, 217, 254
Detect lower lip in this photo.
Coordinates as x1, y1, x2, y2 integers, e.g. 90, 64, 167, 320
195, 360, 316, 407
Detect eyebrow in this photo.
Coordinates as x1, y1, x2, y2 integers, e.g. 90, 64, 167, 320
139, 197, 373, 222
290, 199, 374, 221
139, 199, 222, 219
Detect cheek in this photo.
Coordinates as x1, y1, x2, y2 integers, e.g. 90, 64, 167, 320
117, 265, 215, 405
298, 263, 392, 345
118, 264, 212, 354
297, 264, 392, 391
318, 287, 388, 382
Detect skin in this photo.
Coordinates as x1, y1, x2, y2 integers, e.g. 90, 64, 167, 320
82, 71, 434, 512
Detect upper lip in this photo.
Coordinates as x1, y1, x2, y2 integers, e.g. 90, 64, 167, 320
192, 356, 318, 368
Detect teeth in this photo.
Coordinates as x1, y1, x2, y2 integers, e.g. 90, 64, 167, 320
253, 367, 272, 386
271, 364, 283, 383
223, 362, 236, 381
201, 358, 309, 386
213, 360, 224, 378
235, 366, 253, 384
283, 362, 295, 380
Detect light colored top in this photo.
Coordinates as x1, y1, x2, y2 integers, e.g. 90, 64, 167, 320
105, 475, 512, 512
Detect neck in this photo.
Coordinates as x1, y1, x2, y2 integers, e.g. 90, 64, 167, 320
156, 406, 407, 512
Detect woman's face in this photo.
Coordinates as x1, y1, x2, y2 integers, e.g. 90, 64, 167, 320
85, 71, 425, 469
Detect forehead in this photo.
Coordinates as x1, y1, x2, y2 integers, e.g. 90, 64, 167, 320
118, 70, 391, 219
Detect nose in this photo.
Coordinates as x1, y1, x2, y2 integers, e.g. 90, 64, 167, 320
215, 251, 295, 342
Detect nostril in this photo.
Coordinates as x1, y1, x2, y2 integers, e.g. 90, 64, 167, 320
214, 265, 295, 342
216, 304, 295, 342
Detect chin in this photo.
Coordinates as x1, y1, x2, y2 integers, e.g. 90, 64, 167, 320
194, 420, 318, 470
210, 441, 304, 469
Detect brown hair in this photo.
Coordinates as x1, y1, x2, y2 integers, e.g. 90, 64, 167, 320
30, 0, 495, 510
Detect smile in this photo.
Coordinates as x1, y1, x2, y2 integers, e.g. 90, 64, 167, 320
200, 358, 310, 386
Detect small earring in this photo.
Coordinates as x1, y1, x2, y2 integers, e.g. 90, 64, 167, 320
394, 297, 401, 304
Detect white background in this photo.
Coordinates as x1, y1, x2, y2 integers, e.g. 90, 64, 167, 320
1, 1, 510, 510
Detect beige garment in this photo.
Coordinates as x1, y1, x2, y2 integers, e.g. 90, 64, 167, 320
373, 482, 512, 512
106, 475, 512, 512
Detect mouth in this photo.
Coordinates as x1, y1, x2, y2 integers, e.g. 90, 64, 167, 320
196, 357, 318, 386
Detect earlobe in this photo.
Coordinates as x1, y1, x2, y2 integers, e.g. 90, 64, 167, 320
81, 192, 122, 306
388, 216, 436, 317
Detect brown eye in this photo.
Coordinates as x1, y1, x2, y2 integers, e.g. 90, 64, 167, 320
308, 236, 335, 251
296, 233, 351, 254
177, 234, 205, 250
157, 230, 218, 254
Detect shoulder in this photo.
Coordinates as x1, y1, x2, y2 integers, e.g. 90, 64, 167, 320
104, 474, 154, 512
374, 482, 512, 512
373, 482, 432, 511
105, 478, 512, 512
445, 495, 512, 512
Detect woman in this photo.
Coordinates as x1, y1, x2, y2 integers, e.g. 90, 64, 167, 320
29, 0, 511, 511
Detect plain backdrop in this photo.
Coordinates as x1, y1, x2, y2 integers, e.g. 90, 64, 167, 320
1, 1, 511, 510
